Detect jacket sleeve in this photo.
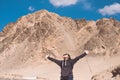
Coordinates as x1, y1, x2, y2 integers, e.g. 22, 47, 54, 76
72, 52, 87, 64
47, 56, 61, 66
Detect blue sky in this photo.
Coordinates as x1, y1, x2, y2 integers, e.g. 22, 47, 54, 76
0, 0, 120, 31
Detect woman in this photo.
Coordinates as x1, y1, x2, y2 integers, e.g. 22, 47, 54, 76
46, 50, 89, 80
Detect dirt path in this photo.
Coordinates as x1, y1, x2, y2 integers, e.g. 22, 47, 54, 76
0, 55, 120, 80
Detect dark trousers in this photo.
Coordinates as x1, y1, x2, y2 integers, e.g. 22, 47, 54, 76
60, 76, 73, 80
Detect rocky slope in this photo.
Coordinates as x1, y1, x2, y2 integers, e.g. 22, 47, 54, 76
91, 65, 120, 80
0, 10, 120, 79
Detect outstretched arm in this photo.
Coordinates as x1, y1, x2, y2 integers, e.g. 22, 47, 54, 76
72, 50, 89, 64
47, 56, 61, 66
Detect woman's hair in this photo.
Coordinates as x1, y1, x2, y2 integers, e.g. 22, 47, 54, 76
63, 53, 71, 60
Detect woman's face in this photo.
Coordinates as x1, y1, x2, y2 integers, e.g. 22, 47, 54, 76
63, 54, 69, 60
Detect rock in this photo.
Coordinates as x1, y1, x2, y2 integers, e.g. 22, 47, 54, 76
0, 10, 120, 70
91, 65, 120, 80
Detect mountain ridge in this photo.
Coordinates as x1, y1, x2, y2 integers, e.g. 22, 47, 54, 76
0, 10, 120, 79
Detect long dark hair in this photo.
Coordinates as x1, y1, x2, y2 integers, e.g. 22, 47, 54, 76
62, 53, 71, 67
63, 53, 71, 60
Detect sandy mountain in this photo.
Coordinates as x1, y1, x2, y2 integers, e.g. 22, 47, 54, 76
0, 10, 120, 80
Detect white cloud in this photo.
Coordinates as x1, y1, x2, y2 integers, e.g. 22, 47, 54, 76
80, 0, 92, 10
49, 0, 78, 7
49, 0, 92, 10
28, 6, 35, 11
83, 3, 92, 9
98, 3, 120, 16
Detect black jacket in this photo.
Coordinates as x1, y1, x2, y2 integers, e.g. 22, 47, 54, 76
47, 52, 87, 77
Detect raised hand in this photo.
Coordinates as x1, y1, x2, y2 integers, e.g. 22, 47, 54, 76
84, 50, 89, 54
45, 54, 50, 60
